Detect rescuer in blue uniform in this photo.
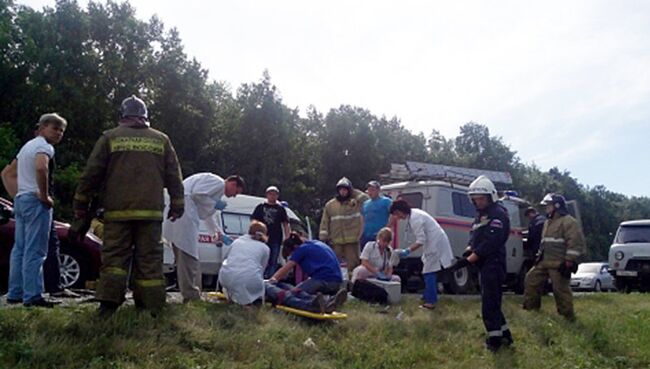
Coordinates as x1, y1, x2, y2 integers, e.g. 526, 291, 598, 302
451, 175, 514, 352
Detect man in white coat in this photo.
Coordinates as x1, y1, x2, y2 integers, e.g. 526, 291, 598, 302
390, 199, 454, 310
162, 173, 245, 302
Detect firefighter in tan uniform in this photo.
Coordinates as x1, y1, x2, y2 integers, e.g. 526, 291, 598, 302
73, 95, 184, 316
523, 193, 586, 320
319, 177, 369, 273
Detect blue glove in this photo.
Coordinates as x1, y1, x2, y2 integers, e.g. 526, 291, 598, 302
376, 271, 390, 281
399, 249, 410, 259
214, 199, 228, 210
221, 234, 233, 245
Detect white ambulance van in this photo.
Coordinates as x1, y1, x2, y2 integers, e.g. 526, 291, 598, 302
382, 180, 529, 294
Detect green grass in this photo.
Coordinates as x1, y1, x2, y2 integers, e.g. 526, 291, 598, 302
1, 293, 649, 369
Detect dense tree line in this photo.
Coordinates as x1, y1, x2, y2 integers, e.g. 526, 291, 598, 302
1, 0, 648, 260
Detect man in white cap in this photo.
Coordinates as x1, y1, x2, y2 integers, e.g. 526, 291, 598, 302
251, 185, 290, 278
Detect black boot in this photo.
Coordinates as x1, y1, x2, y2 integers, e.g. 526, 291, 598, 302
24, 298, 60, 308
485, 337, 502, 353
98, 301, 119, 317
502, 329, 514, 347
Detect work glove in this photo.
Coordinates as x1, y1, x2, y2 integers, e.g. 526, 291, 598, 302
376, 271, 390, 281
558, 261, 575, 279
68, 217, 91, 245
449, 258, 471, 272
398, 249, 410, 259
167, 207, 184, 221
462, 247, 472, 258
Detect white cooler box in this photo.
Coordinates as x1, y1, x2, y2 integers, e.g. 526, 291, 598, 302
367, 278, 401, 304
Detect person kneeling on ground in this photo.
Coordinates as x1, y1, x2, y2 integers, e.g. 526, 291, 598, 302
270, 232, 345, 297
218, 221, 270, 306
351, 227, 400, 283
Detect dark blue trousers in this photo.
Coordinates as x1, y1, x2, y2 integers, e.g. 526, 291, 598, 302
479, 265, 508, 337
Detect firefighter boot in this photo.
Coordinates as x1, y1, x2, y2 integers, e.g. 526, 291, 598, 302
485, 337, 502, 353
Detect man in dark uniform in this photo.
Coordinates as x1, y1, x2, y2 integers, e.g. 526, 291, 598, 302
524, 207, 545, 260
452, 175, 513, 352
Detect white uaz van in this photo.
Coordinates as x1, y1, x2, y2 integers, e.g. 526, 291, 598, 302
608, 220, 650, 292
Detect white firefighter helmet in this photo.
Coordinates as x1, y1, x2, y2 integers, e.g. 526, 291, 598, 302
540, 193, 554, 205
468, 175, 498, 202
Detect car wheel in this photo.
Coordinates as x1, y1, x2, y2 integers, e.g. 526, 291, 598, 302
444, 266, 478, 294
594, 280, 602, 292
58, 247, 88, 289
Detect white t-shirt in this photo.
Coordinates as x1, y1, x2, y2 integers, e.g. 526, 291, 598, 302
16, 136, 54, 197
360, 241, 392, 272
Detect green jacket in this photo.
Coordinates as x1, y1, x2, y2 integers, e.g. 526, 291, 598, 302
539, 213, 586, 263
319, 189, 369, 245
74, 124, 184, 221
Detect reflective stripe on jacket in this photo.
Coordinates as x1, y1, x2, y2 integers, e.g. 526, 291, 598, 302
74, 125, 184, 221
319, 189, 369, 245
539, 213, 586, 262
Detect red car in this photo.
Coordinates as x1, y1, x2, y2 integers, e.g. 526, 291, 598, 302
0, 197, 102, 293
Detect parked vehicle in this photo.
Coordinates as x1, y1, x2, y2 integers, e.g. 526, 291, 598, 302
162, 194, 310, 288
382, 180, 529, 294
0, 197, 103, 292
570, 262, 615, 292
608, 220, 650, 292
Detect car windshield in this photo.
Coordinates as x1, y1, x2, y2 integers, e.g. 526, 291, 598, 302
576, 264, 600, 274
615, 225, 650, 244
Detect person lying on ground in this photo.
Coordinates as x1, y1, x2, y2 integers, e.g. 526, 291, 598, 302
264, 281, 347, 314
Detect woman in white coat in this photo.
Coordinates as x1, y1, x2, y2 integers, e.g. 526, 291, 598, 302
162, 173, 245, 302
390, 199, 454, 309
218, 221, 269, 305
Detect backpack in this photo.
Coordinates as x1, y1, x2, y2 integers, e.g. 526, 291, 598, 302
351, 280, 388, 304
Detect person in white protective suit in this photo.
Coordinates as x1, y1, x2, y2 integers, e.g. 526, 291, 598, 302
162, 173, 245, 302
390, 199, 454, 310
218, 221, 270, 306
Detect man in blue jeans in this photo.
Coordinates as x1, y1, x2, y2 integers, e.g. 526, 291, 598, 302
2, 113, 67, 307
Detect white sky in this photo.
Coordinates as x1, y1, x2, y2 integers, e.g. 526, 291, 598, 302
19, 0, 650, 197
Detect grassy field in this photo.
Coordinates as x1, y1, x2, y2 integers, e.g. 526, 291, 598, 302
0, 292, 649, 369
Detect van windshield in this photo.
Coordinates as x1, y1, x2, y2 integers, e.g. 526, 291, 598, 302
615, 225, 650, 244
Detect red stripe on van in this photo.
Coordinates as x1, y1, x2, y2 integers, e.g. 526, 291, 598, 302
391, 216, 522, 248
